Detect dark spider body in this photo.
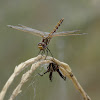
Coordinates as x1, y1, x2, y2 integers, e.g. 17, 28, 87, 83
39, 63, 66, 81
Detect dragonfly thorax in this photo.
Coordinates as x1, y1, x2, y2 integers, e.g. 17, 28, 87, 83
38, 42, 47, 50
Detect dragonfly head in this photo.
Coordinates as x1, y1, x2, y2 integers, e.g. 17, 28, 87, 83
38, 42, 46, 50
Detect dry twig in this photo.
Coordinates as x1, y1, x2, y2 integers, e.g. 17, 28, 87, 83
9, 60, 52, 100
0, 55, 42, 100
0, 55, 91, 100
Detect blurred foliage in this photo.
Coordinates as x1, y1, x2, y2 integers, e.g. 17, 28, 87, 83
0, 0, 100, 100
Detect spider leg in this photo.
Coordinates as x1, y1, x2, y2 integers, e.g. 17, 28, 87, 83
38, 70, 49, 76
38, 73, 43, 76
52, 63, 56, 71
48, 63, 53, 81
56, 68, 66, 80
49, 71, 53, 81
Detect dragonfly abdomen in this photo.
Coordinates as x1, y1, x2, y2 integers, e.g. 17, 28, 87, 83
49, 18, 64, 37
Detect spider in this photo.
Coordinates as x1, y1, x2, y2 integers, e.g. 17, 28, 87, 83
39, 62, 66, 81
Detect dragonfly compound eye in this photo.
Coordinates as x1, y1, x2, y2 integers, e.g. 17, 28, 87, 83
38, 42, 46, 50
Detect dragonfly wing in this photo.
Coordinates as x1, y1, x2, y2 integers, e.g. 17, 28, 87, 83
7, 25, 46, 37
44, 32, 51, 37
52, 30, 87, 37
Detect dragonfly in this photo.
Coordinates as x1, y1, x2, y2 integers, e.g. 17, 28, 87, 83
7, 18, 87, 56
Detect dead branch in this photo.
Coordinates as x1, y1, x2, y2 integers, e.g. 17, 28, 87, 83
0, 55, 42, 100
9, 60, 52, 100
0, 55, 91, 100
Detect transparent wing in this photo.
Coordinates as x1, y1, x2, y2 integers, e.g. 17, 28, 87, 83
52, 30, 87, 37
7, 24, 49, 37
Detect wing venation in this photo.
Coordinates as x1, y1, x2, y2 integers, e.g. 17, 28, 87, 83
52, 30, 87, 37
7, 25, 48, 37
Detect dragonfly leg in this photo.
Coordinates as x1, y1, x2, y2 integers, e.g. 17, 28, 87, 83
47, 47, 53, 57
44, 49, 49, 59
46, 49, 48, 56
40, 50, 45, 56
38, 50, 41, 55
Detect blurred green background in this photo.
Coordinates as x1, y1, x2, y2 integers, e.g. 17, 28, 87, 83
0, 0, 100, 100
